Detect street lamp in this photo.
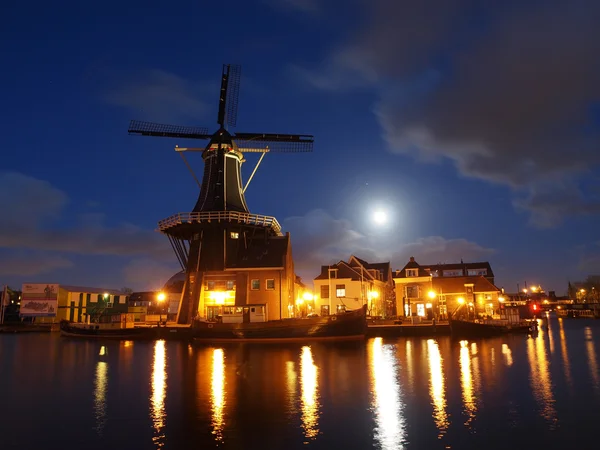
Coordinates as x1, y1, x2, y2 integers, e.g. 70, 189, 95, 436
157, 292, 166, 326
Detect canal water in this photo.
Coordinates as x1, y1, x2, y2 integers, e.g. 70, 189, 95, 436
1, 315, 599, 450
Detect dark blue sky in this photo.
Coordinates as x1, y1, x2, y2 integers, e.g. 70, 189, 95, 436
1, 0, 599, 294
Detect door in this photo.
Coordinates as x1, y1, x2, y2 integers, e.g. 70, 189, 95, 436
243, 307, 250, 323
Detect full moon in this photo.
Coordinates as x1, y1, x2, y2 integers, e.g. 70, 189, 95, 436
372, 210, 387, 225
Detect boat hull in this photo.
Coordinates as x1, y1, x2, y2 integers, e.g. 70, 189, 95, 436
192, 305, 368, 343
449, 319, 535, 338
59, 321, 152, 339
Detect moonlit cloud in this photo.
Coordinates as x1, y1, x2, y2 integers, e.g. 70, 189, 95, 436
284, 209, 495, 282
296, 0, 600, 227
0, 172, 174, 285
0, 250, 73, 277
100, 68, 214, 123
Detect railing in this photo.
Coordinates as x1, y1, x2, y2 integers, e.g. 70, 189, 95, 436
157, 211, 282, 235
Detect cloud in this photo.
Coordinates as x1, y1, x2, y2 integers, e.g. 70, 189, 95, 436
297, 0, 600, 226
101, 68, 213, 123
391, 236, 495, 266
0, 250, 73, 276
122, 258, 181, 292
513, 181, 600, 228
284, 209, 494, 281
0, 172, 172, 259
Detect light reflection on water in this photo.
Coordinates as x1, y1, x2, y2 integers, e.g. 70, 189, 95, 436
299, 346, 320, 441
426, 339, 449, 439
527, 325, 557, 428
584, 327, 599, 392
93, 360, 108, 436
211, 348, 226, 442
502, 343, 513, 366
150, 340, 167, 448
4, 317, 600, 449
459, 340, 477, 427
370, 337, 405, 449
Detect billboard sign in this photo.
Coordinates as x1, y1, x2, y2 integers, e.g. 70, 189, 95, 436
20, 284, 59, 317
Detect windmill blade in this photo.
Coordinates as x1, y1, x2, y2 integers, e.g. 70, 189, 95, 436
226, 64, 241, 128
234, 132, 314, 152
128, 120, 212, 140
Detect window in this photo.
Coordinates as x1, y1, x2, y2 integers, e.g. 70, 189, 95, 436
226, 280, 235, 290
251, 279, 260, 290
406, 286, 419, 298
406, 269, 418, 277
443, 270, 463, 277
114, 295, 120, 304
321, 305, 330, 316
207, 281, 215, 291
230, 232, 239, 239
266, 279, 275, 290
336, 305, 346, 313
336, 284, 346, 298
468, 269, 487, 276
320, 285, 329, 299
106, 302, 113, 309
417, 304, 425, 317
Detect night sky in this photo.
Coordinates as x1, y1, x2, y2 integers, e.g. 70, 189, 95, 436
1, 0, 599, 294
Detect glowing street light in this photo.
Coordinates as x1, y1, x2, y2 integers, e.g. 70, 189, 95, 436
156, 292, 166, 325
457, 297, 465, 304
428, 291, 436, 299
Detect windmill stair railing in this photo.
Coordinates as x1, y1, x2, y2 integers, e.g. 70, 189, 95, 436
158, 211, 282, 235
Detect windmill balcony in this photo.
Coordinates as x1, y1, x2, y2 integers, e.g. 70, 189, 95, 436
157, 211, 282, 235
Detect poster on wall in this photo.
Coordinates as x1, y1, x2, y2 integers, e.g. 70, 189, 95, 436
20, 283, 59, 317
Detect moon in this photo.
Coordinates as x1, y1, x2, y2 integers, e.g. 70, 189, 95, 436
372, 210, 387, 225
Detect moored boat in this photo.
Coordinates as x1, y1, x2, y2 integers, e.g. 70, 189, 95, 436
59, 320, 152, 339
449, 317, 536, 338
192, 304, 368, 343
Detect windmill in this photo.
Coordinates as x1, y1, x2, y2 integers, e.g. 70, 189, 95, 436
129, 64, 314, 324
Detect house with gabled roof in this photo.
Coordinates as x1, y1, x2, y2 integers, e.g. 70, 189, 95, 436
313, 255, 394, 318
393, 257, 501, 320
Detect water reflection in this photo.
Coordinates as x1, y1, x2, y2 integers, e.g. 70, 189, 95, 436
558, 319, 572, 386
151, 340, 167, 447
527, 332, 557, 428
370, 338, 405, 449
584, 327, 599, 391
211, 348, 226, 442
285, 360, 297, 416
501, 344, 513, 366
93, 361, 108, 436
300, 346, 320, 440
426, 339, 448, 438
459, 340, 477, 426
404, 340, 414, 391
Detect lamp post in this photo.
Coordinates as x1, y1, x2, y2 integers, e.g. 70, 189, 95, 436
157, 292, 166, 326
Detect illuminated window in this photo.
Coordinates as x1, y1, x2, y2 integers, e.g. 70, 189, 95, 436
406, 269, 418, 277
230, 232, 239, 239
320, 285, 329, 298
417, 304, 425, 317
251, 279, 260, 290
336, 284, 346, 298
336, 305, 346, 313
226, 280, 235, 290
266, 279, 275, 290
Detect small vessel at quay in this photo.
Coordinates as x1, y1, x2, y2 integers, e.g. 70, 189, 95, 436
59, 319, 151, 339
449, 317, 536, 338
192, 305, 368, 343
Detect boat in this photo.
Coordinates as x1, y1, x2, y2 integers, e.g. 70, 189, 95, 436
59, 320, 152, 339
449, 317, 536, 338
192, 304, 368, 343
